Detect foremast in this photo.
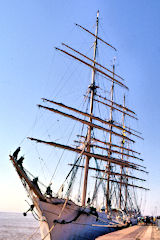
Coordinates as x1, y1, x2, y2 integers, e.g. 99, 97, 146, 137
82, 10, 99, 206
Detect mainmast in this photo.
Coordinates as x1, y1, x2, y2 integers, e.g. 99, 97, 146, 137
81, 10, 99, 206
125, 143, 129, 211
106, 64, 115, 213
119, 95, 126, 209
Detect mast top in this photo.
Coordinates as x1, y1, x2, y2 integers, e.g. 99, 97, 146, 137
97, 10, 99, 18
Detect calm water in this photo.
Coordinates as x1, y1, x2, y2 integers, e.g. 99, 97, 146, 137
0, 212, 41, 240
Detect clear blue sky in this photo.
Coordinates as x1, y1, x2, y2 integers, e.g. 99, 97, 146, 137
1, 0, 160, 215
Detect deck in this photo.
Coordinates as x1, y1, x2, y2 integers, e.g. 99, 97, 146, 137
96, 225, 160, 240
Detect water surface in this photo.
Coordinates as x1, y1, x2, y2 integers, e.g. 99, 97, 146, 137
0, 212, 41, 240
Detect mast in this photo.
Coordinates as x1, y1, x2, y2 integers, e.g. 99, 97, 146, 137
81, 10, 99, 206
125, 147, 129, 211
106, 63, 115, 213
119, 95, 126, 209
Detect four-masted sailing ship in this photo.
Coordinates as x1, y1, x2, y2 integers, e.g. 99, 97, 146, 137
10, 11, 149, 240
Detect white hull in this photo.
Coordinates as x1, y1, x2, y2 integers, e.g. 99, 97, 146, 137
34, 197, 123, 240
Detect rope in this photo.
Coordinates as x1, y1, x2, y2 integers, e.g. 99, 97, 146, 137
41, 196, 123, 240
49, 121, 77, 184
49, 94, 88, 185
41, 140, 97, 239
41, 143, 90, 239
41, 223, 55, 240
26, 226, 40, 240
57, 139, 89, 195
77, 156, 85, 202
42, 197, 69, 240
66, 156, 82, 197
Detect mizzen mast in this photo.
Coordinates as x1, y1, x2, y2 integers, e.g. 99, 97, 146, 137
82, 10, 99, 206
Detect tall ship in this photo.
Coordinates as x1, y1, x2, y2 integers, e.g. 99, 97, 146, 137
10, 11, 149, 240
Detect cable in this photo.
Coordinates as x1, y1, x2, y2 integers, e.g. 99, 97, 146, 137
26, 226, 40, 240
